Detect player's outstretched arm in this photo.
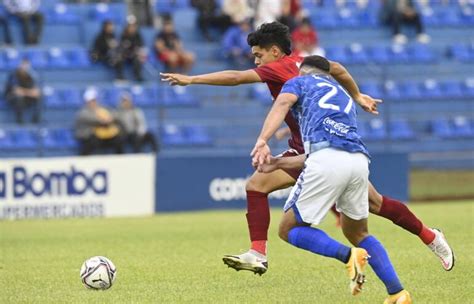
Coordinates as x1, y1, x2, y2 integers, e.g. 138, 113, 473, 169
251, 93, 298, 166
328, 60, 382, 115
160, 69, 261, 86
257, 154, 306, 173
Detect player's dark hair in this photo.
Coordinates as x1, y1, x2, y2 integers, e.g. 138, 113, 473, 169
247, 22, 292, 55
301, 55, 331, 72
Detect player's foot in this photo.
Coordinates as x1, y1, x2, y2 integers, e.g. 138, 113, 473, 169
383, 290, 412, 304
222, 249, 268, 276
345, 248, 370, 296
428, 228, 455, 271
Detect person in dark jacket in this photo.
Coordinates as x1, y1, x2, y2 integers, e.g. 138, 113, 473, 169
117, 22, 146, 82
91, 20, 123, 80
4, 59, 41, 124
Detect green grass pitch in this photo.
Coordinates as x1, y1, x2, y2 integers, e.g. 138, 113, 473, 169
1, 201, 472, 304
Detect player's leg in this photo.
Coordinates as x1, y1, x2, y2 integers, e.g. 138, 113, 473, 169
222, 168, 295, 274
341, 215, 411, 303
338, 154, 411, 302
368, 182, 454, 271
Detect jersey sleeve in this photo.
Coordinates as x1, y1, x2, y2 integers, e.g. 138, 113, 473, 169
253, 61, 287, 83
280, 77, 302, 98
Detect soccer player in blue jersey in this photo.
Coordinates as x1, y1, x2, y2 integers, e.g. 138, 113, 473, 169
251, 56, 411, 304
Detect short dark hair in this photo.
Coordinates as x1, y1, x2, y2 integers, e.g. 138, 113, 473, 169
247, 22, 292, 55
301, 55, 330, 72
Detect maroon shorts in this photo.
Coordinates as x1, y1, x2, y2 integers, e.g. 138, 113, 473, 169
277, 149, 303, 180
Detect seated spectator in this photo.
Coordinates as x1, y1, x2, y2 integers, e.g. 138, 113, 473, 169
75, 89, 124, 156
4, 0, 43, 44
191, 0, 232, 41
118, 21, 146, 82
155, 19, 195, 72
91, 20, 123, 81
221, 0, 253, 26
253, 0, 283, 29
0, 15, 12, 45
381, 0, 430, 44
279, 0, 303, 31
222, 19, 253, 67
4, 59, 41, 124
115, 92, 159, 153
291, 18, 325, 57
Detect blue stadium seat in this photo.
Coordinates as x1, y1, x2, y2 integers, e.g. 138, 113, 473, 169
440, 80, 464, 98
184, 125, 212, 145
359, 81, 384, 99
43, 86, 63, 108
48, 47, 70, 68
463, 78, 474, 97
366, 119, 387, 140
89, 3, 126, 23
390, 119, 415, 140
325, 46, 348, 63
420, 79, 442, 98
47, 3, 80, 24
384, 80, 402, 100
409, 44, 436, 63
399, 81, 422, 99
452, 116, 474, 137
9, 129, 38, 149
161, 124, 187, 146
5, 49, 21, 70
389, 45, 409, 63
348, 44, 369, 64
40, 127, 77, 149
249, 83, 272, 105
449, 43, 473, 62
431, 118, 454, 138
68, 47, 92, 68
161, 86, 197, 107
0, 128, 14, 149
25, 49, 49, 69
60, 88, 83, 108
369, 46, 390, 64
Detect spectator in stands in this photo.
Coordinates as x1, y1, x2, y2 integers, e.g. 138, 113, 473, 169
191, 0, 232, 41
381, 0, 430, 44
4, 0, 43, 44
155, 18, 195, 72
115, 92, 159, 153
279, 0, 303, 31
221, 0, 253, 26
4, 58, 41, 124
252, 0, 283, 29
75, 88, 124, 156
291, 17, 325, 57
0, 15, 12, 45
222, 19, 253, 67
118, 21, 146, 82
91, 20, 123, 81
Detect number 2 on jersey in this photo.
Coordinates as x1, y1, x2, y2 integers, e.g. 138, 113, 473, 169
316, 82, 353, 114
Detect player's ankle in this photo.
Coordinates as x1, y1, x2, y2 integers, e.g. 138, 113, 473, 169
251, 240, 267, 255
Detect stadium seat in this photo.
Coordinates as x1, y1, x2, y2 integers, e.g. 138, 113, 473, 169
463, 78, 474, 97
431, 118, 454, 138
408, 44, 436, 63
420, 79, 443, 99
389, 44, 409, 63
369, 46, 390, 64
184, 125, 213, 145
384, 80, 402, 100
161, 124, 187, 146
359, 81, 384, 99
0, 128, 14, 149
60, 88, 83, 108
325, 46, 348, 63
161, 86, 197, 107
48, 47, 70, 68
440, 80, 464, 98
390, 119, 415, 140
9, 129, 38, 149
452, 116, 474, 137
43, 86, 63, 108
25, 49, 49, 69
399, 81, 422, 99
5, 49, 21, 70
47, 3, 80, 24
68, 47, 92, 68
348, 43, 369, 64
40, 127, 77, 149
366, 119, 387, 140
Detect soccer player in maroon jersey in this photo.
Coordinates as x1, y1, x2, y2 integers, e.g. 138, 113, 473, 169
161, 22, 454, 275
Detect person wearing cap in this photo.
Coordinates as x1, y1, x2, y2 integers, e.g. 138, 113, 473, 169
74, 88, 124, 155
4, 58, 41, 124
114, 92, 159, 153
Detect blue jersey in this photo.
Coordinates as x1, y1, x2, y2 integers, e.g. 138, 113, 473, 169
280, 74, 369, 157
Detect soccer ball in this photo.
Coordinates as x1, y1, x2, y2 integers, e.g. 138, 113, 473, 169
80, 256, 117, 290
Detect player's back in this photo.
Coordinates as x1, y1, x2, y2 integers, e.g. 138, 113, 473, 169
282, 74, 369, 157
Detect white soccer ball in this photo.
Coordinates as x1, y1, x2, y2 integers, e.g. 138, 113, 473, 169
80, 256, 117, 290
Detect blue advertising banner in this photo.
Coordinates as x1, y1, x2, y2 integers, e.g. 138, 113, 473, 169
155, 153, 409, 212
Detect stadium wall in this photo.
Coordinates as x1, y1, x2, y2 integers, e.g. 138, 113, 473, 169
155, 153, 409, 212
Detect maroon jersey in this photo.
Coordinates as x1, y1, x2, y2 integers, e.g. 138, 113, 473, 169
254, 55, 304, 153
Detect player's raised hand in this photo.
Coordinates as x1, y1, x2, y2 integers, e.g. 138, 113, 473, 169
355, 93, 382, 115
251, 139, 272, 168
160, 72, 192, 86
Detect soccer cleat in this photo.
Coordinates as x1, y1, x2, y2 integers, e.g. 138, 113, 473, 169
222, 249, 268, 276
428, 228, 455, 271
383, 290, 412, 304
345, 248, 370, 296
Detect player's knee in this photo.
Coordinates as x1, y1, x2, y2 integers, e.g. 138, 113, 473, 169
245, 177, 266, 193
